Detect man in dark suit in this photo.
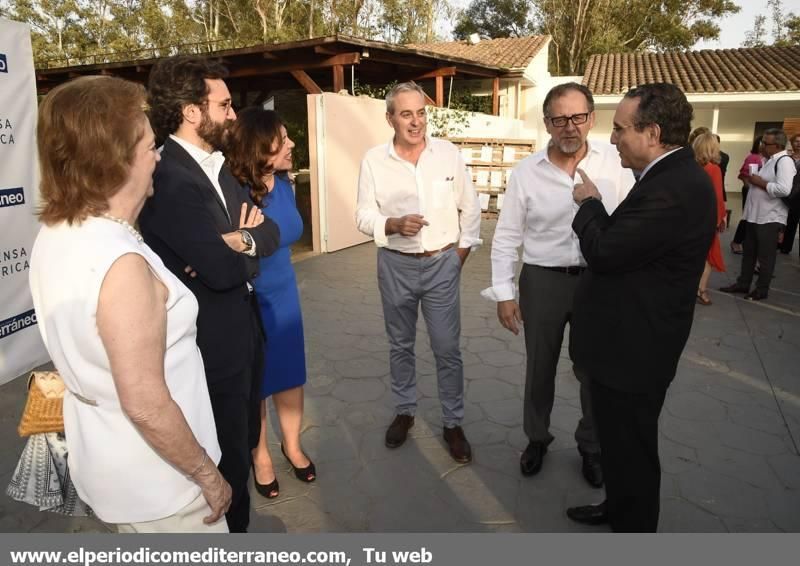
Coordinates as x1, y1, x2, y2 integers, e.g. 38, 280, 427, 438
139, 55, 280, 532
564, 83, 715, 532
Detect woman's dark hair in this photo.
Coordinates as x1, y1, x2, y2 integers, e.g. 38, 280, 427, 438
751, 136, 763, 155
147, 55, 228, 144
624, 83, 693, 147
227, 108, 284, 206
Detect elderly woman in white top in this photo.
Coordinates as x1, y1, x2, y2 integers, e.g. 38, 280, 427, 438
28, 76, 231, 532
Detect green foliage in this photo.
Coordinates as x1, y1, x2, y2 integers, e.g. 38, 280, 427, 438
426, 106, 471, 137
744, 0, 800, 48
452, 0, 534, 40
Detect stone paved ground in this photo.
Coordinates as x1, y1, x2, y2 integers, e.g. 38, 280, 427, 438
1, 219, 799, 532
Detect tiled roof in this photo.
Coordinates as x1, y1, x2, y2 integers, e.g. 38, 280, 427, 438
406, 36, 549, 70
583, 46, 800, 95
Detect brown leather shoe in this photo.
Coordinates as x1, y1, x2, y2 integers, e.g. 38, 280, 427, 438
443, 426, 472, 463
385, 414, 414, 448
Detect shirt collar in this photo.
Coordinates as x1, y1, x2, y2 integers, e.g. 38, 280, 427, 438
638, 146, 682, 181
386, 135, 434, 161
170, 134, 226, 170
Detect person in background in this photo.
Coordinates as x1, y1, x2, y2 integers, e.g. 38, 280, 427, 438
692, 133, 727, 306
716, 134, 730, 202
29, 76, 230, 532
720, 129, 794, 301
226, 108, 315, 499
730, 137, 764, 254
778, 133, 800, 255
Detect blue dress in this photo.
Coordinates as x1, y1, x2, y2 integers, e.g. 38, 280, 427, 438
253, 175, 307, 398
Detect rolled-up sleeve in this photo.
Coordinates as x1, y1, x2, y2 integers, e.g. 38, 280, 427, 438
455, 154, 482, 249
355, 158, 388, 247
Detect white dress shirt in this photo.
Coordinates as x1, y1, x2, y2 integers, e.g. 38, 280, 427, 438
482, 140, 635, 302
170, 134, 228, 215
743, 149, 794, 225
356, 136, 482, 252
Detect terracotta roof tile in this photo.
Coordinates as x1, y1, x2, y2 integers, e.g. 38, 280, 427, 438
583, 46, 800, 94
406, 36, 549, 70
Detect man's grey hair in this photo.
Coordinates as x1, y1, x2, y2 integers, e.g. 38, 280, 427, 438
764, 128, 787, 148
386, 82, 426, 114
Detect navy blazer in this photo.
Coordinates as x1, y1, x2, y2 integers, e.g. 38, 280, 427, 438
570, 146, 716, 393
139, 137, 280, 385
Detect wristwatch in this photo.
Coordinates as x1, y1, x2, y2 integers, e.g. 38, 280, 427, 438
237, 230, 254, 255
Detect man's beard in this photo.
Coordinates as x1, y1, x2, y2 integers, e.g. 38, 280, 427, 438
554, 136, 584, 155
198, 111, 231, 152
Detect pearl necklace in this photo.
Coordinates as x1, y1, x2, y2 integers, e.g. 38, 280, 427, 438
101, 213, 143, 243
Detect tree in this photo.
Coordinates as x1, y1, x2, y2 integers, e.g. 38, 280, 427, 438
531, 0, 740, 75
452, 0, 533, 40
743, 0, 800, 48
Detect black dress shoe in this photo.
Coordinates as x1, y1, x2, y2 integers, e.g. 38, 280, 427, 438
520, 441, 546, 477
567, 501, 609, 525
252, 463, 279, 499
745, 289, 768, 301
443, 426, 472, 463
580, 450, 603, 488
385, 414, 414, 448
719, 283, 749, 294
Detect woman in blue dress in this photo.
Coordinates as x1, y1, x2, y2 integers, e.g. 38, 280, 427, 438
227, 108, 314, 499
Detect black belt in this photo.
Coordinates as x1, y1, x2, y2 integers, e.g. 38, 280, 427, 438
385, 243, 454, 258
532, 264, 585, 276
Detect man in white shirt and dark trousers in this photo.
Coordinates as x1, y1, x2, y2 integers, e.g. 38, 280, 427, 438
720, 128, 795, 301
482, 83, 634, 484
356, 82, 482, 463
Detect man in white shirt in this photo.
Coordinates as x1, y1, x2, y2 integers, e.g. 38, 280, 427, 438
355, 82, 482, 463
720, 128, 794, 301
482, 83, 634, 485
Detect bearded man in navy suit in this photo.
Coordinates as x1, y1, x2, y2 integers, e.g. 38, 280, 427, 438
565, 83, 716, 532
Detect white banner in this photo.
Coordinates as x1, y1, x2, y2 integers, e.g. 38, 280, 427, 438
0, 18, 49, 384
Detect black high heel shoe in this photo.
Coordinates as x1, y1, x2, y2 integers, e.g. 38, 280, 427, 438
281, 443, 316, 483
251, 463, 279, 499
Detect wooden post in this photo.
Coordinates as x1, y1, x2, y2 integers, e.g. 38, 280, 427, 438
332, 65, 344, 93
492, 77, 500, 116
435, 75, 444, 107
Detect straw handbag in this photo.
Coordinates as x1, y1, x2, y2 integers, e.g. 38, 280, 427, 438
17, 371, 65, 437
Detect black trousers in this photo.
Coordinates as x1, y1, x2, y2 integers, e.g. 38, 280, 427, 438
737, 221, 782, 293
732, 185, 749, 245
207, 301, 264, 533
780, 205, 799, 254
591, 379, 667, 533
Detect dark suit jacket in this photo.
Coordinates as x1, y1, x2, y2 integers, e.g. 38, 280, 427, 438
570, 147, 716, 393
139, 137, 280, 385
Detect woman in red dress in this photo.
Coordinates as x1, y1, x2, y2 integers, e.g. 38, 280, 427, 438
692, 133, 727, 305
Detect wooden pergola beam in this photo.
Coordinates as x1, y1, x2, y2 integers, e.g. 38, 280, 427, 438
412, 66, 457, 80
332, 64, 345, 92
229, 52, 360, 78
290, 70, 323, 94
435, 75, 444, 107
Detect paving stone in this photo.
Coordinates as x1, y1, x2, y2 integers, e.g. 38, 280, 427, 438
728, 403, 792, 436
437, 465, 521, 525
331, 378, 385, 403
722, 516, 782, 533
465, 337, 507, 354
663, 391, 728, 422
480, 398, 523, 427
461, 420, 510, 446
477, 350, 525, 368
658, 497, 728, 532
678, 467, 769, 519
466, 378, 517, 403
715, 421, 789, 456
767, 452, 800, 490
333, 357, 389, 379
659, 436, 700, 475
366, 489, 473, 532
765, 489, 800, 532
696, 444, 782, 489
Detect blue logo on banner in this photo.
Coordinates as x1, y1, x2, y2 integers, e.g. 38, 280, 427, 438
0, 309, 38, 340
0, 187, 25, 208
0, 54, 7, 73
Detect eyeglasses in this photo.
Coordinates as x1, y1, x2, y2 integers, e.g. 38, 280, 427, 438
546, 113, 590, 128
204, 98, 234, 114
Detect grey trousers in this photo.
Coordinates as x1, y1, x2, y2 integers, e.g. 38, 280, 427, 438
518, 264, 599, 454
737, 221, 782, 293
377, 247, 465, 427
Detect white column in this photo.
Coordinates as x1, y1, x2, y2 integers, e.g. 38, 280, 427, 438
711, 106, 720, 133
